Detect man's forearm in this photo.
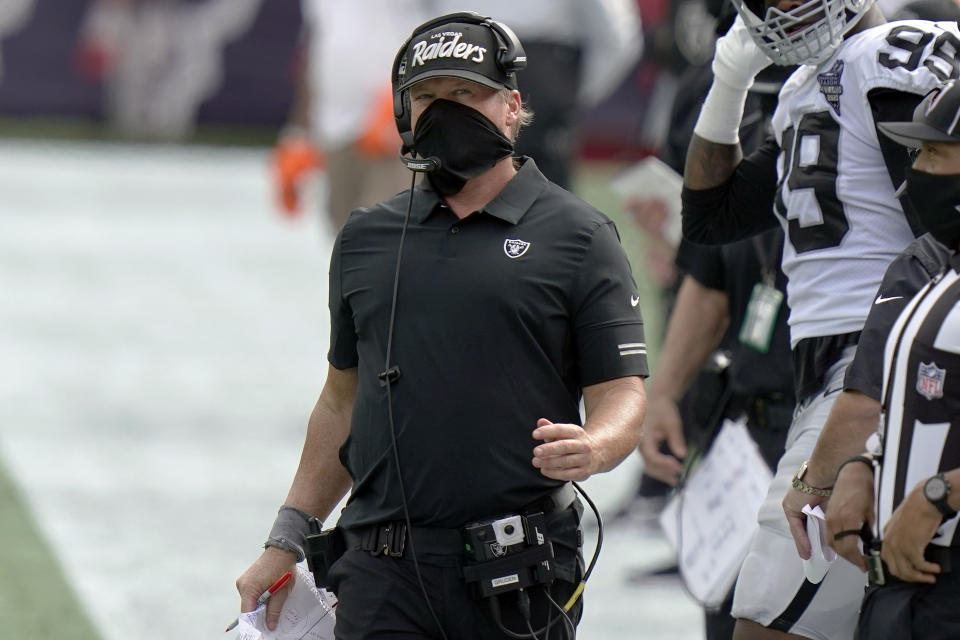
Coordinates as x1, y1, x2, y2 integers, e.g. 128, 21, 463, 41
683, 134, 743, 190
284, 368, 357, 521
583, 376, 647, 473
806, 390, 882, 487
651, 275, 730, 402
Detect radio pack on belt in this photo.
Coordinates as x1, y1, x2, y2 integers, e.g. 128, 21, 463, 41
304, 518, 346, 590
461, 511, 555, 599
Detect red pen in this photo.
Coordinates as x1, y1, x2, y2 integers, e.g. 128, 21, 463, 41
225, 571, 293, 633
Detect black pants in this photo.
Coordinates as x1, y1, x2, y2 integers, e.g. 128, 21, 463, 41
856, 570, 960, 640
328, 508, 584, 640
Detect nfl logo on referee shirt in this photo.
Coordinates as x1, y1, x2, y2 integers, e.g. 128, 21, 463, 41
504, 239, 530, 258
917, 361, 946, 400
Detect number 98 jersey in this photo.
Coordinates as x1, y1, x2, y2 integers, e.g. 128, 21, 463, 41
771, 20, 960, 346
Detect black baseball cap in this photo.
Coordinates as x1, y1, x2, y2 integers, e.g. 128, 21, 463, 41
395, 17, 521, 92
879, 80, 960, 148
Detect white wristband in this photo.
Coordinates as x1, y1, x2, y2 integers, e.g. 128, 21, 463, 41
692, 79, 750, 145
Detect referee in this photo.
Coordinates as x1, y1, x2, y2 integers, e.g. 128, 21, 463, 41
829, 80, 960, 638
234, 11, 648, 640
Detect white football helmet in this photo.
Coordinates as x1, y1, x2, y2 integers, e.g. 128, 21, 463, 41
731, 0, 874, 66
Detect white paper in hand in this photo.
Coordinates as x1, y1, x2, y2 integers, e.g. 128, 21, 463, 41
234, 564, 337, 640
659, 417, 773, 606
801, 504, 837, 584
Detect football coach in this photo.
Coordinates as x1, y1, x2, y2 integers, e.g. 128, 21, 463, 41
235, 11, 648, 640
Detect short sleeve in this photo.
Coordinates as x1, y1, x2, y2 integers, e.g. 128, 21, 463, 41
571, 221, 649, 385
845, 235, 948, 399
676, 237, 725, 291
327, 230, 359, 369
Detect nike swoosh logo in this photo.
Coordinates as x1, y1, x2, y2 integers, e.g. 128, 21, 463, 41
630, 295, 640, 307
874, 294, 903, 305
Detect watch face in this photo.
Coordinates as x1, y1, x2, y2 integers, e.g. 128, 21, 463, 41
926, 476, 948, 501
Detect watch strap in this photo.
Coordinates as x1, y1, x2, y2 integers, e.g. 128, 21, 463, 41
925, 473, 957, 519
837, 454, 876, 476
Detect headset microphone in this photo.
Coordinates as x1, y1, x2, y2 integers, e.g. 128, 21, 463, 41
399, 148, 440, 173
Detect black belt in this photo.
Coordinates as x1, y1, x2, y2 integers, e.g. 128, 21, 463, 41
341, 483, 577, 560
871, 544, 959, 586
792, 331, 861, 401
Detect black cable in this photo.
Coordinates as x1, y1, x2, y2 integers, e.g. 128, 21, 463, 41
489, 585, 576, 640
518, 589, 542, 640
489, 597, 525, 639
572, 481, 602, 585
543, 588, 575, 640
525, 619, 541, 640
489, 594, 550, 640
382, 170, 450, 640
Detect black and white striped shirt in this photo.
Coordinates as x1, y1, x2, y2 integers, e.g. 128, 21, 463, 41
879, 254, 960, 547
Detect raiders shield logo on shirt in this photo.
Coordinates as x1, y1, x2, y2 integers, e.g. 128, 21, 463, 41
503, 239, 530, 258
917, 361, 946, 400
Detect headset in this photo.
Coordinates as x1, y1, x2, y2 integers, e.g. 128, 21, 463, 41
391, 11, 527, 162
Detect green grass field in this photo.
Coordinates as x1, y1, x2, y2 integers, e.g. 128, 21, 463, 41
0, 461, 101, 639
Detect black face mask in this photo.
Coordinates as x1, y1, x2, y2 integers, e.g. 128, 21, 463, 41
904, 167, 960, 248
411, 98, 514, 196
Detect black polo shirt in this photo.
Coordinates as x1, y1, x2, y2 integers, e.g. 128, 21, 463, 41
328, 158, 648, 529
845, 233, 951, 401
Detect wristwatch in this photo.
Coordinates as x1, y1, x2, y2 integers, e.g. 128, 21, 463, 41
791, 461, 833, 497
923, 473, 957, 519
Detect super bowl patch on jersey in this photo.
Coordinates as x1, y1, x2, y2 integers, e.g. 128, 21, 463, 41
817, 60, 844, 116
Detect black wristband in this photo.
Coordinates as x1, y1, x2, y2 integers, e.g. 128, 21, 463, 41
837, 454, 875, 476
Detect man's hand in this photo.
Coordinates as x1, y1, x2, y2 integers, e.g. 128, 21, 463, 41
532, 418, 603, 482
881, 482, 943, 584
825, 462, 875, 571
637, 396, 687, 486
235, 547, 297, 630
783, 486, 829, 561
712, 15, 773, 92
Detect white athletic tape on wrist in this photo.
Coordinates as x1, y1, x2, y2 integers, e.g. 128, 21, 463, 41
693, 79, 750, 145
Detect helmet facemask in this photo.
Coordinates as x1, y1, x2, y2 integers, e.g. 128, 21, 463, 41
733, 0, 873, 66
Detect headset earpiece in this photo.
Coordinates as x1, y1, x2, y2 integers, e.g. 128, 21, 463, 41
391, 43, 414, 148
486, 19, 526, 75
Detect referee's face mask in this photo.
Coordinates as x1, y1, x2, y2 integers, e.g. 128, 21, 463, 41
412, 98, 514, 196
904, 141, 960, 249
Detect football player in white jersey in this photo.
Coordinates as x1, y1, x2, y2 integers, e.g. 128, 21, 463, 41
680, 0, 960, 638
